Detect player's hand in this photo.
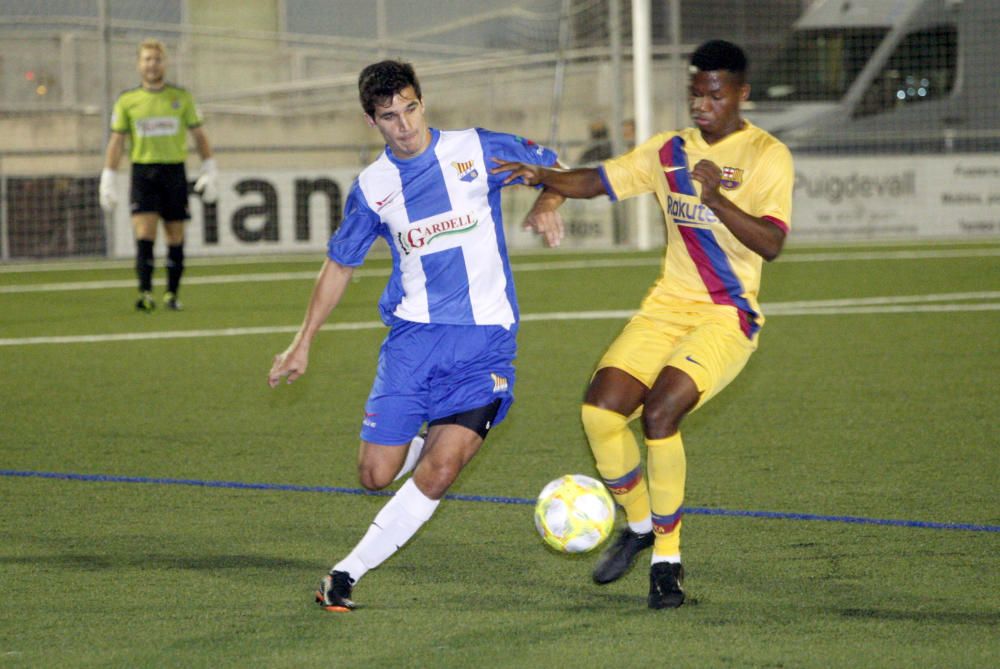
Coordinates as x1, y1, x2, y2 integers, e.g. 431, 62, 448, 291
524, 209, 565, 247
99, 168, 117, 212
193, 158, 219, 203
268, 347, 308, 388
490, 158, 545, 186
690, 159, 724, 207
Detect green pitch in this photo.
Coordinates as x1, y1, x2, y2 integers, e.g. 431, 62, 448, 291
1, 241, 998, 667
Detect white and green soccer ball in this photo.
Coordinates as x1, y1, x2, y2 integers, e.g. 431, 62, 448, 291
534, 474, 615, 553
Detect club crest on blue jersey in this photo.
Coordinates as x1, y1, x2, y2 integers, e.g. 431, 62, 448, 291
452, 160, 478, 183
491, 373, 509, 393
720, 166, 744, 190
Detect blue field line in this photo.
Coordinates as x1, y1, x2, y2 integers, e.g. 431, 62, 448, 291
3, 468, 998, 533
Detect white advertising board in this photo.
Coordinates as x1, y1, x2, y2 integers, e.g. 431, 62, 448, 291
791, 154, 1000, 242
109, 169, 358, 258
108, 155, 1000, 258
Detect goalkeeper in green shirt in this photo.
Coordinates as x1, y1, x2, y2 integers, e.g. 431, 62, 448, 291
100, 38, 217, 312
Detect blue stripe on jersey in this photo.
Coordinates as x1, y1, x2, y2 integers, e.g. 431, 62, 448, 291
421, 246, 474, 322
398, 129, 451, 222
668, 137, 697, 195
487, 181, 519, 325
477, 127, 558, 327
328, 180, 383, 267
378, 228, 406, 325
690, 226, 761, 338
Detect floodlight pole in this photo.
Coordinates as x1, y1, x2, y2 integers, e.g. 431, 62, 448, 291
632, 0, 653, 250
548, 0, 572, 152
376, 0, 387, 58
99, 0, 111, 150
609, 0, 629, 245
609, 0, 625, 158
669, 0, 684, 128
99, 0, 115, 259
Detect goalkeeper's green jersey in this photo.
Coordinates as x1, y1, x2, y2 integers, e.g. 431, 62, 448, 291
110, 84, 202, 164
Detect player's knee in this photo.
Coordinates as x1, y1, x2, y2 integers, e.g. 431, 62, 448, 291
581, 403, 628, 441
641, 399, 686, 439
357, 462, 394, 491
413, 459, 461, 499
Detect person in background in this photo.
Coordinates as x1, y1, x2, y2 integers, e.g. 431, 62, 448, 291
577, 118, 636, 165
100, 38, 218, 312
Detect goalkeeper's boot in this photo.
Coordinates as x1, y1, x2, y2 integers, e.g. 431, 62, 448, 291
164, 292, 183, 311
648, 562, 685, 609
135, 291, 156, 313
316, 570, 355, 612
592, 528, 654, 584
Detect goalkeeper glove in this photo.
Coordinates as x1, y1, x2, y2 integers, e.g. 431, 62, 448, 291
193, 158, 219, 203
99, 168, 117, 212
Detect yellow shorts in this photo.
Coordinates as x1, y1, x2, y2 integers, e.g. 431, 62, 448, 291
596, 306, 757, 411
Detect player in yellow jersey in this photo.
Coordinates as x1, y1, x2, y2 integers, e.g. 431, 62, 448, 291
99, 39, 218, 312
493, 40, 793, 609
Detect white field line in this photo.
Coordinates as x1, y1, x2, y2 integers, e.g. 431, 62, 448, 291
1, 241, 999, 275
0, 271, 323, 293
777, 248, 1000, 262
3, 247, 1000, 294
764, 291, 1000, 309
1, 294, 998, 347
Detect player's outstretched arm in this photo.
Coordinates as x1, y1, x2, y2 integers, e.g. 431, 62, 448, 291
523, 187, 566, 247
490, 159, 606, 199
268, 259, 354, 388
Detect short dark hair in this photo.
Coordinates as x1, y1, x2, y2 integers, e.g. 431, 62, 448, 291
358, 60, 422, 117
690, 40, 748, 79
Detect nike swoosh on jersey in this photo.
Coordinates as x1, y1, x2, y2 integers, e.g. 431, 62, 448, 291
375, 191, 400, 210
684, 355, 705, 368
663, 166, 687, 173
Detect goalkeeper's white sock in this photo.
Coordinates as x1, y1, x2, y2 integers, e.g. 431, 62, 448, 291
333, 478, 440, 583
392, 433, 426, 482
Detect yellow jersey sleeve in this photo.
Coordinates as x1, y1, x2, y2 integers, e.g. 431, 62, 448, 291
599, 132, 677, 201
749, 142, 794, 233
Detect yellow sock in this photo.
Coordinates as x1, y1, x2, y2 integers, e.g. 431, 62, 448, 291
581, 403, 650, 524
646, 432, 686, 557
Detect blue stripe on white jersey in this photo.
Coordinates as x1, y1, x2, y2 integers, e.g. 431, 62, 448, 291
328, 127, 558, 329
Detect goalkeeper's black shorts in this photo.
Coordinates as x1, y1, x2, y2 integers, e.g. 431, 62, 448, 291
130, 162, 190, 221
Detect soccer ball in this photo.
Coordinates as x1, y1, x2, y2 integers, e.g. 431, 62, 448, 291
534, 474, 615, 553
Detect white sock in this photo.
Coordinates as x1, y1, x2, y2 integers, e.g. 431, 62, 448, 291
629, 517, 653, 535
332, 478, 440, 583
392, 434, 426, 482
651, 553, 682, 565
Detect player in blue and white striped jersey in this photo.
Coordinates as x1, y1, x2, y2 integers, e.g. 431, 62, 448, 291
268, 60, 566, 612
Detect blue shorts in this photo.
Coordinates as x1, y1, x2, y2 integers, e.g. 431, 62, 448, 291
360, 321, 517, 445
